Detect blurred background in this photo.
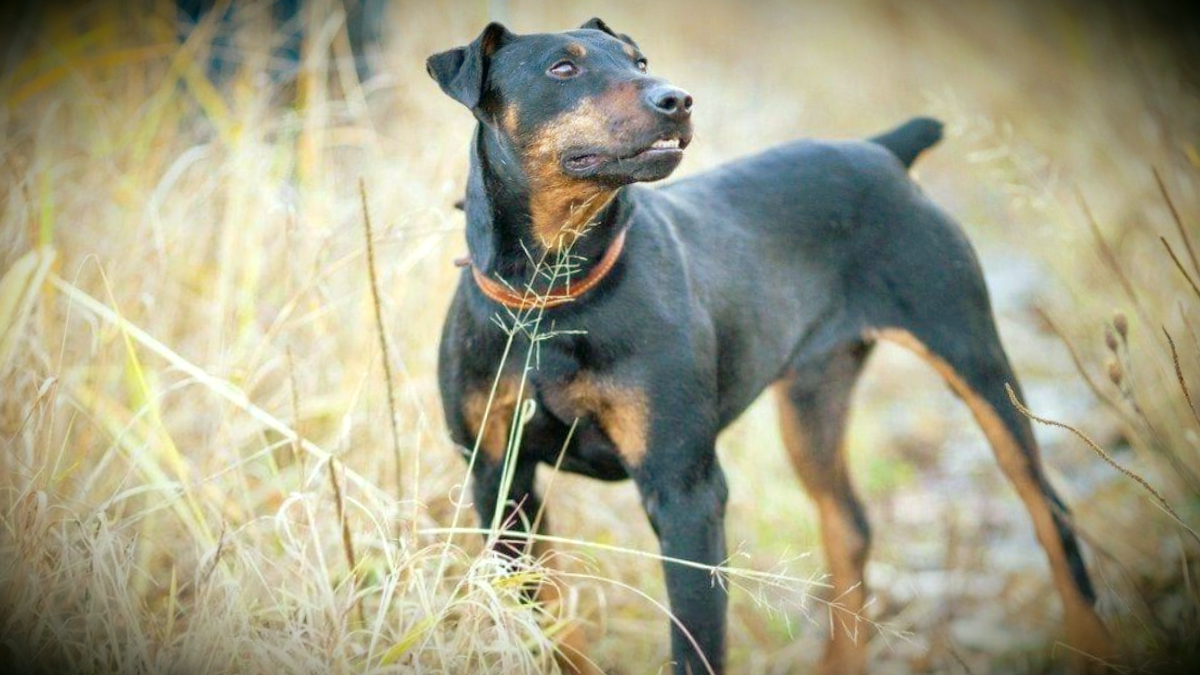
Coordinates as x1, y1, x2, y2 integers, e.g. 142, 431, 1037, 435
2, 1, 1198, 673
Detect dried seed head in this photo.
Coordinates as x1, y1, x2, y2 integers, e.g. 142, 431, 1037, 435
1104, 326, 1119, 353
1106, 358, 1124, 387
1113, 311, 1128, 341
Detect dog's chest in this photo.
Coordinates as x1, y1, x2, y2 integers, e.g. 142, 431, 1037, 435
459, 370, 650, 467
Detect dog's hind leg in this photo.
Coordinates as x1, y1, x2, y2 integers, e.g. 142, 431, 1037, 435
774, 340, 874, 675
866, 317, 1116, 668
841, 177, 1118, 667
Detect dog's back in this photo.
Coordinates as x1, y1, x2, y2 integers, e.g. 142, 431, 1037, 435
640, 126, 956, 424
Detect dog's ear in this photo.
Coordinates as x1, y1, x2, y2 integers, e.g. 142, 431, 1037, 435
426, 22, 514, 111
579, 17, 639, 49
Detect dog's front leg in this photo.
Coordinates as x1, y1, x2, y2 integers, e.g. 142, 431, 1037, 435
635, 439, 729, 675
468, 454, 603, 675
469, 455, 541, 559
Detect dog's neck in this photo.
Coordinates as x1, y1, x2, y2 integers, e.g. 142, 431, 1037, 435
465, 124, 626, 287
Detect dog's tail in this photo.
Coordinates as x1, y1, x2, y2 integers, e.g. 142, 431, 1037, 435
869, 116, 943, 169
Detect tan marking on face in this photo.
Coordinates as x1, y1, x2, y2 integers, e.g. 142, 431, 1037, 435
502, 102, 520, 137
565, 42, 587, 58
867, 328, 1114, 660
522, 83, 642, 251
462, 377, 527, 462
566, 375, 649, 465
622, 44, 637, 59
529, 187, 614, 252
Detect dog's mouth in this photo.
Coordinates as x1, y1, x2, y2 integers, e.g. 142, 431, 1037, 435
564, 132, 693, 174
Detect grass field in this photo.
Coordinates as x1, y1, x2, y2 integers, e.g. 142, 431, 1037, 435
2, 1, 1199, 673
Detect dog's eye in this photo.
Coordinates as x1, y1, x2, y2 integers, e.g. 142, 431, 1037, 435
548, 60, 580, 78
636, 58, 648, 73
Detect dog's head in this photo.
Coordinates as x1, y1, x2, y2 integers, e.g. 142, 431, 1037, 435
427, 18, 693, 187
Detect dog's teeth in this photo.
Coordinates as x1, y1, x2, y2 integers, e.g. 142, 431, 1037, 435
651, 138, 680, 150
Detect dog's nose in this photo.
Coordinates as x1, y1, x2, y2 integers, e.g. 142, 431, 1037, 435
647, 85, 693, 121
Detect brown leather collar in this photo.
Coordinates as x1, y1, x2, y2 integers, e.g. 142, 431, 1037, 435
459, 228, 628, 311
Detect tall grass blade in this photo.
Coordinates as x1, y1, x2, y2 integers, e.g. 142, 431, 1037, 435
0, 247, 55, 373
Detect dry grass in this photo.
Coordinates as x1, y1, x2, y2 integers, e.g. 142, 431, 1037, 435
1, 1, 1198, 673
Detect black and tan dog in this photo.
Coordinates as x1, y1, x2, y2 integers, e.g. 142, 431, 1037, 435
428, 19, 1113, 675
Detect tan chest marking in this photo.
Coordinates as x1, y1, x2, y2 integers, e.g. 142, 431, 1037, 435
462, 377, 527, 462
522, 84, 640, 251
566, 376, 649, 466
